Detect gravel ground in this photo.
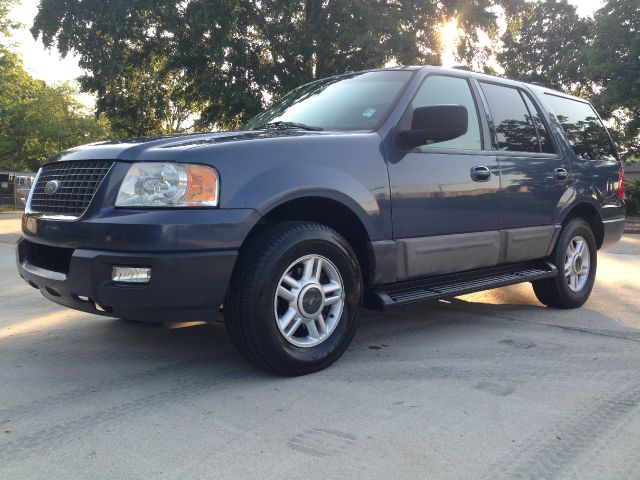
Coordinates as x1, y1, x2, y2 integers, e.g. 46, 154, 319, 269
1, 213, 639, 480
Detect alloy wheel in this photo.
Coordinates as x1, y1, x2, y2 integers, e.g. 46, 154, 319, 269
274, 254, 345, 348
564, 235, 591, 292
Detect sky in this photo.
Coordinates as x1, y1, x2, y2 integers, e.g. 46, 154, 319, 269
8, 1, 91, 106
8, 0, 606, 107
570, 0, 606, 17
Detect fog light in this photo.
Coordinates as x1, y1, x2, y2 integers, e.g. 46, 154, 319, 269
112, 266, 151, 283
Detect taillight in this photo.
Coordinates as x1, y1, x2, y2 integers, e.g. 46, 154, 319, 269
617, 167, 625, 200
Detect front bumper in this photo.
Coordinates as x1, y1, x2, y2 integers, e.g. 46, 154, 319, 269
16, 208, 260, 322
17, 238, 237, 322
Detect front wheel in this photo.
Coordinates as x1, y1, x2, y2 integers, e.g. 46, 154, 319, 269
532, 218, 597, 309
225, 222, 362, 375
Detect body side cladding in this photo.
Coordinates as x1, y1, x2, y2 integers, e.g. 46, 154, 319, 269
600, 217, 625, 250
370, 225, 560, 285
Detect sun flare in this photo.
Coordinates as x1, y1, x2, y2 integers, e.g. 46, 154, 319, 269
439, 18, 460, 67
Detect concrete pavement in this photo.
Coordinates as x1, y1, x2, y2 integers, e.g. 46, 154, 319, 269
1, 213, 639, 479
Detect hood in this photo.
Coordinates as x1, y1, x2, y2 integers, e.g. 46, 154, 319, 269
49, 129, 333, 163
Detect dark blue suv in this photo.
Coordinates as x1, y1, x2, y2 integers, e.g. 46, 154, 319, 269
17, 66, 626, 374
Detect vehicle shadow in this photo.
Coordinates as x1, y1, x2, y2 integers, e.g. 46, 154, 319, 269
49, 277, 640, 377
433, 282, 640, 339
4, 276, 637, 379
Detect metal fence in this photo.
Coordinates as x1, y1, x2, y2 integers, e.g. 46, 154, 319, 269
0, 191, 27, 210
0, 172, 33, 211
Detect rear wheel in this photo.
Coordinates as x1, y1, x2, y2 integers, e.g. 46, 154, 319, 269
225, 222, 362, 375
532, 218, 597, 308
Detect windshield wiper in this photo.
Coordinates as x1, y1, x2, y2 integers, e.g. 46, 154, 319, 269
253, 121, 324, 131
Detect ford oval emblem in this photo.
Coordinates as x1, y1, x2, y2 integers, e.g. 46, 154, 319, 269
44, 180, 61, 195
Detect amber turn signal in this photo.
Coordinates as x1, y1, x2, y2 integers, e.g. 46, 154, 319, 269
185, 165, 218, 205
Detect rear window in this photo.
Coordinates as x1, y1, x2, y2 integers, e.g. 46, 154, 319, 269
480, 82, 540, 153
544, 94, 617, 161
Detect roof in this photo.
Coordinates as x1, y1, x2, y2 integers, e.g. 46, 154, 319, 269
624, 163, 640, 172
325, 65, 578, 102
375, 65, 584, 103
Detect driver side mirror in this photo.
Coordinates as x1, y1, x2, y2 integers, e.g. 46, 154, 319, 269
396, 105, 468, 149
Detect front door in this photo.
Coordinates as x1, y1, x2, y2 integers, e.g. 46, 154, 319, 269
387, 74, 500, 280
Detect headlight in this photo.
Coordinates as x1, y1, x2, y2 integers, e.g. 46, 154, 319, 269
116, 162, 218, 207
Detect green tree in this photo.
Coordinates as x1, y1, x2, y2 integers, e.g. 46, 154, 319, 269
0, 0, 16, 36
496, 0, 640, 157
32, 0, 502, 134
1, 0, 112, 170
584, 0, 640, 158
32, 0, 199, 137
0, 48, 111, 171
498, 0, 590, 92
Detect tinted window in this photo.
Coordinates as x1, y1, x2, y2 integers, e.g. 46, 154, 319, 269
404, 75, 482, 150
544, 94, 617, 160
522, 94, 554, 153
244, 70, 414, 132
480, 82, 542, 152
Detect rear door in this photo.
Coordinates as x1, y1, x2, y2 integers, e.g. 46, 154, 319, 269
477, 81, 570, 263
542, 92, 623, 224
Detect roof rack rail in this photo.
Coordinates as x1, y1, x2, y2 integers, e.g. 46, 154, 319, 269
451, 65, 472, 71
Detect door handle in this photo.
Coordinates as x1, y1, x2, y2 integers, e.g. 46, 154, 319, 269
471, 166, 491, 181
554, 168, 568, 181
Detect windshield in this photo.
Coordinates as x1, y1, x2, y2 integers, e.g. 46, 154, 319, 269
244, 70, 415, 132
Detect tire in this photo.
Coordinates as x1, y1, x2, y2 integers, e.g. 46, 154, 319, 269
225, 222, 362, 375
532, 218, 597, 309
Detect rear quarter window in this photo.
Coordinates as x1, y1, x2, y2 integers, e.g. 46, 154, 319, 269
544, 94, 617, 161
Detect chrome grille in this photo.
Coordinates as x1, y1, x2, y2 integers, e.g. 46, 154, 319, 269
30, 161, 114, 217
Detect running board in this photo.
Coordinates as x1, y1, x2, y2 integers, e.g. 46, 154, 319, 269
364, 261, 558, 311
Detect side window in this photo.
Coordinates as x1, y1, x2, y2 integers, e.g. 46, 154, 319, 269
480, 82, 542, 153
521, 93, 554, 154
544, 94, 617, 161
403, 75, 482, 150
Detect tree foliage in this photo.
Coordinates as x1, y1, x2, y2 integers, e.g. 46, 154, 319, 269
584, 0, 640, 157
32, 0, 501, 134
2, 0, 637, 159
0, 48, 111, 170
0, 0, 16, 36
498, 0, 589, 92
29, 1, 197, 137
498, 0, 640, 159
0, 0, 111, 171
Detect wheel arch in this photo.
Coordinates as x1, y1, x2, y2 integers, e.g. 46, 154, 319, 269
559, 201, 604, 249
241, 195, 375, 285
